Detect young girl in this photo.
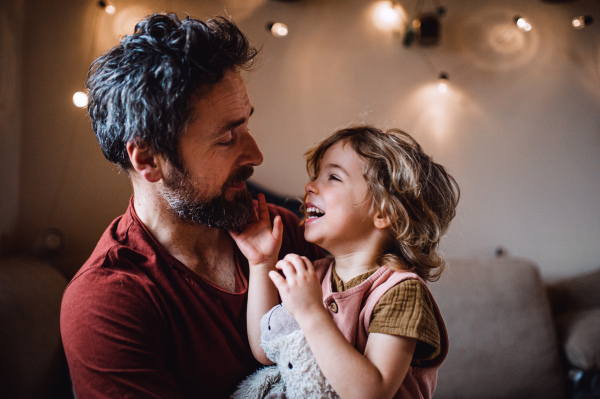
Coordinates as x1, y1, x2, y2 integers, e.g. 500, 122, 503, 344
230, 124, 459, 399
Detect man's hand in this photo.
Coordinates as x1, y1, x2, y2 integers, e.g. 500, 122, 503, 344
229, 193, 283, 269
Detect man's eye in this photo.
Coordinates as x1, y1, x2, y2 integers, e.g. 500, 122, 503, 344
218, 134, 235, 146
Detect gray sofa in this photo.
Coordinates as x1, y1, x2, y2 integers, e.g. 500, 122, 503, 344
1, 254, 598, 398
430, 257, 600, 398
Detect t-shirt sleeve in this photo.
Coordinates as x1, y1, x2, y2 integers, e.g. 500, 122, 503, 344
368, 279, 441, 362
60, 257, 184, 399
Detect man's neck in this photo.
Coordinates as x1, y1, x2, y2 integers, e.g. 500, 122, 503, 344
133, 193, 238, 292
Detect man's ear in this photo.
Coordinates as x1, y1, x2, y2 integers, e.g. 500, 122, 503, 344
126, 140, 162, 183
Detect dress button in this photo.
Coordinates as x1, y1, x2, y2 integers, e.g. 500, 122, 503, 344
329, 301, 338, 313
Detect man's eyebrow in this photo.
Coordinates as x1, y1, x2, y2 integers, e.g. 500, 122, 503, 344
222, 106, 254, 132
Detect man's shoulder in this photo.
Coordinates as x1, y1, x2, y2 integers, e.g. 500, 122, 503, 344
66, 244, 150, 294
64, 213, 158, 304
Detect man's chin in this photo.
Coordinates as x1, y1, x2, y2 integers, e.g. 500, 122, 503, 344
172, 188, 255, 230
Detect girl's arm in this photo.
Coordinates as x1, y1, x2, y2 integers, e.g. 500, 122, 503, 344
229, 194, 283, 365
270, 254, 417, 399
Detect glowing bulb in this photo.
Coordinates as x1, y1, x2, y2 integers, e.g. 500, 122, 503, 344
269, 22, 289, 38
438, 73, 448, 93
98, 1, 116, 14
572, 15, 594, 30
73, 91, 88, 108
515, 16, 532, 32
438, 81, 448, 93
372, 1, 403, 31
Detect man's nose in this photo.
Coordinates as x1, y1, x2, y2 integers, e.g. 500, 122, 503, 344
240, 130, 263, 167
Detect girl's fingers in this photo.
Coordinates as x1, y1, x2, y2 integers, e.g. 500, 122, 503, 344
300, 256, 315, 273
257, 193, 270, 224
282, 254, 311, 276
269, 270, 286, 290
272, 215, 283, 241
276, 259, 297, 278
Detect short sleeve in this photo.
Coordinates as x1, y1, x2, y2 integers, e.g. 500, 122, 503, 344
368, 279, 441, 362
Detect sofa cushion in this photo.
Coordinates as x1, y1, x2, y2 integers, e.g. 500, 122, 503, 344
556, 308, 600, 370
428, 258, 565, 399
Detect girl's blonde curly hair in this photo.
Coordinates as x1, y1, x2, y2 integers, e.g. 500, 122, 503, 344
305, 125, 460, 282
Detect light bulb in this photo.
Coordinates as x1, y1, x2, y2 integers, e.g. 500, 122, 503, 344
73, 91, 88, 108
438, 73, 449, 93
98, 1, 116, 14
372, 1, 403, 31
572, 16, 594, 30
515, 16, 532, 32
269, 22, 289, 38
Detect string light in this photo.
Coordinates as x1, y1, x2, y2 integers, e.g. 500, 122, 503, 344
374, 2, 400, 28
514, 16, 532, 32
372, 1, 405, 32
267, 22, 289, 38
98, 1, 116, 15
438, 72, 449, 93
73, 91, 88, 108
572, 15, 594, 30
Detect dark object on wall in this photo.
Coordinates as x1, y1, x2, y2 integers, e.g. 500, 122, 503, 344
417, 13, 441, 46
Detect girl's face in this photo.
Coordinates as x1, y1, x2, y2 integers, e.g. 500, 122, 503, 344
304, 141, 381, 254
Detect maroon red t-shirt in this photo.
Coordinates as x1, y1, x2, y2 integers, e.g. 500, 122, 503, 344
61, 198, 321, 398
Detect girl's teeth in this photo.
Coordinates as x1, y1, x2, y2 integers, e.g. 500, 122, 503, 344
306, 207, 325, 219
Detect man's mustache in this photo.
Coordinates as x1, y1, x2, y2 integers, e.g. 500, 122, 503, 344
226, 166, 254, 187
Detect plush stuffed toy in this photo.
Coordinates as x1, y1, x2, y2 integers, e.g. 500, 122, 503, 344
231, 304, 339, 399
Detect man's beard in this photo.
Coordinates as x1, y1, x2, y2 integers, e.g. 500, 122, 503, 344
158, 165, 256, 230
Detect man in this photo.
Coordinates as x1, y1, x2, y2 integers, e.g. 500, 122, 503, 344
60, 13, 321, 398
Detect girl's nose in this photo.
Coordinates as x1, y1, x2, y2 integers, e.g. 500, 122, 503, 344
305, 180, 317, 194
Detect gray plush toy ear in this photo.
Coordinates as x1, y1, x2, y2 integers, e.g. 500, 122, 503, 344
260, 304, 301, 346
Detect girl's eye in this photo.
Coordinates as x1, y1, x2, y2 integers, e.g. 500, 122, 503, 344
328, 175, 341, 181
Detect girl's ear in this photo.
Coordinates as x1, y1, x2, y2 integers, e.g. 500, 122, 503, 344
373, 211, 392, 230
126, 140, 163, 183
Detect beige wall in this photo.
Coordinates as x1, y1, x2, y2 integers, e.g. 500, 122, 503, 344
6, 0, 600, 280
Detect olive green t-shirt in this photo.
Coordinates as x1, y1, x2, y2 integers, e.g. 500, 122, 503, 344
331, 267, 440, 362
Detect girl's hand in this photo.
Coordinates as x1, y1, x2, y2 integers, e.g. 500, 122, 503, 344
229, 193, 283, 269
269, 254, 324, 322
